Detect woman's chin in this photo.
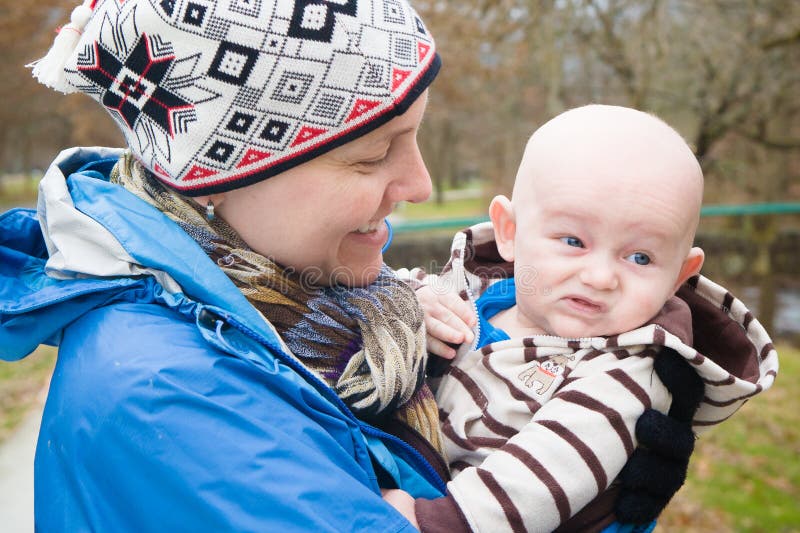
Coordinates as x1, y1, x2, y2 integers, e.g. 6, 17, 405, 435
336, 262, 384, 287
330, 243, 386, 287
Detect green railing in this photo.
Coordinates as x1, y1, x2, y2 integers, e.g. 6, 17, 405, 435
392, 202, 800, 234
698, 202, 800, 217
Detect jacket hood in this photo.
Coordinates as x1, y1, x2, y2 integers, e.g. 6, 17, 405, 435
0, 147, 284, 360
437, 222, 779, 432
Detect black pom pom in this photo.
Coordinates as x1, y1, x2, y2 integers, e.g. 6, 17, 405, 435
654, 348, 704, 423
636, 409, 695, 461
618, 448, 688, 496
615, 349, 704, 526
615, 488, 669, 525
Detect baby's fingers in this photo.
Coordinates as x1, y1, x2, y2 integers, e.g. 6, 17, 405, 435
440, 291, 477, 328
426, 334, 457, 359
425, 313, 473, 345
427, 298, 475, 339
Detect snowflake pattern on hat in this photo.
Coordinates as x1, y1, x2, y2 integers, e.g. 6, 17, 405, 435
61, 0, 439, 195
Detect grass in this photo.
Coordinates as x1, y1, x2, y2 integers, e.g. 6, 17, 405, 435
0, 345, 56, 443
0, 174, 40, 208
659, 343, 800, 532
0, 343, 797, 532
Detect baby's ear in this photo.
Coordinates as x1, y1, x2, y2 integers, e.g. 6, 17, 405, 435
673, 247, 704, 291
489, 195, 516, 262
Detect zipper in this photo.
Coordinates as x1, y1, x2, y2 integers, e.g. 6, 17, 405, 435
464, 282, 481, 352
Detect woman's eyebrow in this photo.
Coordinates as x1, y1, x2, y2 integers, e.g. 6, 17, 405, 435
380, 125, 416, 141
358, 125, 415, 151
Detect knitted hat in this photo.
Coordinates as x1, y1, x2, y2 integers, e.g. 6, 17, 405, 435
31, 0, 439, 195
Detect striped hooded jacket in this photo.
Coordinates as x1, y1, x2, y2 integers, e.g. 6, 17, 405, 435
406, 222, 778, 533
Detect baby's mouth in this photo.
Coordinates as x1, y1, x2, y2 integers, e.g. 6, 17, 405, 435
565, 296, 605, 313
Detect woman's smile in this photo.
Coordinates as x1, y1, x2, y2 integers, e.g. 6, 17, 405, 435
348, 219, 388, 245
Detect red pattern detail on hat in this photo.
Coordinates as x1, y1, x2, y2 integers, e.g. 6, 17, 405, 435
345, 99, 381, 123
391, 68, 411, 92
161, 53, 438, 194
152, 162, 169, 177
291, 125, 328, 147
185, 164, 218, 181
237, 148, 272, 168
418, 42, 430, 62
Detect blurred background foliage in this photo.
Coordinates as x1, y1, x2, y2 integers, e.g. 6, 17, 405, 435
0, 0, 797, 205
415, 0, 800, 207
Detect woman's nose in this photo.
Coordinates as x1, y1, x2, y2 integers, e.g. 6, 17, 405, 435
578, 256, 619, 291
388, 145, 432, 204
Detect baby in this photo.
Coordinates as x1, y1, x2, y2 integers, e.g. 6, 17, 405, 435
422, 104, 704, 354
406, 105, 777, 532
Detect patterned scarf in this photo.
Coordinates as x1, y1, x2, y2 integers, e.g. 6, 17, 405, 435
111, 153, 444, 454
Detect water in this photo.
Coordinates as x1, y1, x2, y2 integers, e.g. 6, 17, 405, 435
736, 284, 800, 338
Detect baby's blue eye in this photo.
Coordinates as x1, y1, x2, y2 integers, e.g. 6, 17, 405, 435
626, 252, 651, 265
560, 236, 584, 248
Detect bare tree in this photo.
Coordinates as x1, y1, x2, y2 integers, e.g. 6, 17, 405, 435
417, 0, 799, 204
0, 0, 122, 178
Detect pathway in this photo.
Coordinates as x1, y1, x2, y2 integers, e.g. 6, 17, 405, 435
0, 390, 44, 533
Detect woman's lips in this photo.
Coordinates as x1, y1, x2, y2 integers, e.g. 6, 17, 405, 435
348, 220, 388, 246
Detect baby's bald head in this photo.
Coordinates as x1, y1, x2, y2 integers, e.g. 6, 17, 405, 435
489, 105, 707, 337
512, 105, 704, 248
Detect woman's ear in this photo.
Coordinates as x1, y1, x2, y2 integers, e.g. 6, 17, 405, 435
489, 195, 516, 262
673, 246, 705, 291
191, 193, 227, 210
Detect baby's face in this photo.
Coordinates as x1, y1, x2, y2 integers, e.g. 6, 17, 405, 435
509, 179, 694, 338
500, 105, 703, 338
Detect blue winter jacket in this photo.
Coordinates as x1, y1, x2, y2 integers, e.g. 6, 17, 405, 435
0, 147, 445, 531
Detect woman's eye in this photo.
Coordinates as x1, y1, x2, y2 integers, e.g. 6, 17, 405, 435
359, 155, 388, 167
626, 252, 651, 265
559, 236, 584, 248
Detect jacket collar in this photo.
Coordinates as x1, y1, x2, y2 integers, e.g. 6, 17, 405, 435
2, 147, 286, 357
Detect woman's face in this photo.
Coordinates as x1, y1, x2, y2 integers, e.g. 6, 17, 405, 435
214, 92, 431, 287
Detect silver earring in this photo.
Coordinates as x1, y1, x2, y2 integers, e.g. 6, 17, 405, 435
206, 200, 215, 221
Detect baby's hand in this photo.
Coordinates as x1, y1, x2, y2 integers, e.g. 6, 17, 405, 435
416, 285, 476, 359
381, 488, 419, 529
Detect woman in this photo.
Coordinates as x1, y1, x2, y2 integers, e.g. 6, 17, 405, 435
0, 0, 699, 530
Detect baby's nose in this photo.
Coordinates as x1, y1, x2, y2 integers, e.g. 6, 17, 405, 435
578, 257, 619, 291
